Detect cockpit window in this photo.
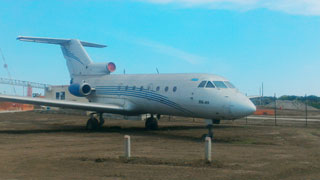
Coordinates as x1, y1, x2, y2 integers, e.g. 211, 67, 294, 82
213, 81, 228, 88
206, 81, 215, 88
224, 81, 236, 88
198, 81, 207, 88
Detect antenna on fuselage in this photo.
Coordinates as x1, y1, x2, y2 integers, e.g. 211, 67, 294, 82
156, 68, 159, 74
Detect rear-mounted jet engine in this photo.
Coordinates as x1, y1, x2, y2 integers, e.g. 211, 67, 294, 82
68, 83, 92, 97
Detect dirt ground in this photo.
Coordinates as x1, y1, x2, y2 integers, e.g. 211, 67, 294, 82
0, 111, 319, 180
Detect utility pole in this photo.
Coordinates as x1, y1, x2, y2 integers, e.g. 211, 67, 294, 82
259, 87, 262, 106
262, 82, 264, 97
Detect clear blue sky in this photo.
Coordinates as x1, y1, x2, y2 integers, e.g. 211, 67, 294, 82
0, 0, 319, 96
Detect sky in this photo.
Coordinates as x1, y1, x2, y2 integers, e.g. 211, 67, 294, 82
0, 0, 320, 97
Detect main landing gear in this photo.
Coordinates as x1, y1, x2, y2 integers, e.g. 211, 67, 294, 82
86, 113, 104, 130
145, 114, 159, 130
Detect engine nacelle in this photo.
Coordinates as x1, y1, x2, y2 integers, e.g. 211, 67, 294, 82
68, 83, 92, 97
85, 62, 116, 75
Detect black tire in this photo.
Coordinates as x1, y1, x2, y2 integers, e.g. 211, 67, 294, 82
86, 118, 99, 130
145, 117, 158, 130
212, 120, 220, 124
201, 134, 208, 141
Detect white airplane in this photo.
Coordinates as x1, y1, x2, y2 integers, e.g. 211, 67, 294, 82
0, 36, 256, 138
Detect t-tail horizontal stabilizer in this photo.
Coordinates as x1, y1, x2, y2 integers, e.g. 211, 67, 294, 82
17, 36, 107, 77
17, 36, 107, 48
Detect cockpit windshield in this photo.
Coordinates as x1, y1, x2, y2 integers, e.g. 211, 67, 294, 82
198, 81, 207, 88
213, 81, 228, 88
206, 81, 215, 88
197, 80, 236, 89
224, 81, 236, 88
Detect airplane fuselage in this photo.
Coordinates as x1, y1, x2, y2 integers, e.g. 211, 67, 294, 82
74, 73, 256, 120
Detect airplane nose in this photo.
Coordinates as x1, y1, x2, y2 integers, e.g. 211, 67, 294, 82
245, 100, 256, 115
230, 94, 256, 118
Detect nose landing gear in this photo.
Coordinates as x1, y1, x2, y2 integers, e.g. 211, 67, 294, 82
202, 119, 220, 140
202, 124, 214, 140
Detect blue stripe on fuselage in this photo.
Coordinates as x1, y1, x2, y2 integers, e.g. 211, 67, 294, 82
95, 86, 193, 114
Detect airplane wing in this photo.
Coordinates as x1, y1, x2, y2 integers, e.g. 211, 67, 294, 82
0, 94, 126, 114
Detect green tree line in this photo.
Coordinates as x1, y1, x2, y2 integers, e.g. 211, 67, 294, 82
279, 95, 320, 109
250, 95, 320, 109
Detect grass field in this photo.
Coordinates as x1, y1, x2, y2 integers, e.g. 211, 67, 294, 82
0, 111, 319, 179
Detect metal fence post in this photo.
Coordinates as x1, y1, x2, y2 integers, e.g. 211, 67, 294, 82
274, 93, 277, 126
205, 137, 211, 163
305, 94, 308, 126
124, 135, 131, 159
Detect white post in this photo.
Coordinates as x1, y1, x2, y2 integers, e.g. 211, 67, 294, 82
124, 135, 131, 159
205, 136, 211, 162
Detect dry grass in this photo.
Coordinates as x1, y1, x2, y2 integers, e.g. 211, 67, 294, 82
0, 111, 319, 179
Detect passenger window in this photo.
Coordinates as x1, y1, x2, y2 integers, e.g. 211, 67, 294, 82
213, 81, 228, 88
165, 86, 169, 92
198, 81, 207, 88
224, 81, 235, 88
206, 81, 215, 88
173, 86, 177, 92
156, 86, 160, 91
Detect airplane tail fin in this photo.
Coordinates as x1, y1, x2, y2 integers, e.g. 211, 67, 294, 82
17, 36, 106, 77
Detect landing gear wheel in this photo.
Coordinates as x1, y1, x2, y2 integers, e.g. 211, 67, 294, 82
86, 118, 99, 130
145, 117, 158, 130
212, 120, 220, 124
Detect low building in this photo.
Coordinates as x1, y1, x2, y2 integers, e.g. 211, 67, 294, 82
45, 85, 88, 102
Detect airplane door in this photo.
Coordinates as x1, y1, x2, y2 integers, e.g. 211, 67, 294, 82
118, 83, 123, 98
116, 83, 125, 106
147, 83, 153, 100
187, 89, 204, 117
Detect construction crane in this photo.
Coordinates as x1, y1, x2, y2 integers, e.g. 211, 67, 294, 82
0, 77, 51, 96
0, 48, 16, 95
